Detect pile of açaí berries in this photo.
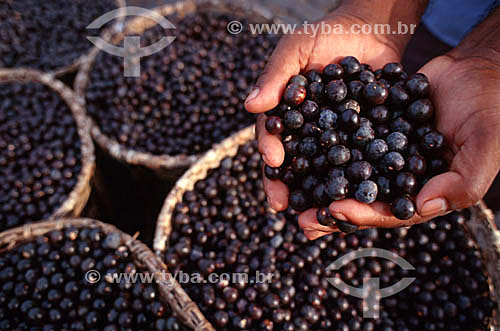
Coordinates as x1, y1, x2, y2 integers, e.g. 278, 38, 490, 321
166, 141, 494, 330
264, 56, 448, 221
0, 226, 187, 330
0, 82, 82, 231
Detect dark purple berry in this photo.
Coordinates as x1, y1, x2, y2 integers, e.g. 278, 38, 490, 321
302, 175, 319, 191
390, 117, 413, 136
312, 154, 329, 172
386, 132, 408, 152
381, 152, 405, 173
318, 109, 337, 129
391, 196, 416, 220
283, 84, 307, 106
416, 123, 434, 138
350, 148, 364, 161
281, 168, 297, 186
406, 74, 430, 98
284, 137, 299, 156
340, 56, 361, 77
325, 176, 349, 200
354, 180, 378, 204
307, 82, 324, 103
348, 80, 364, 100
325, 80, 347, 103
328, 145, 351, 166
300, 100, 319, 120
301, 122, 322, 137
363, 82, 388, 105
328, 167, 345, 179
305, 70, 322, 83
339, 109, 360, 131
366, 139, 388, 161
320, 130, 340, 148
291, 156, 311, 174
421, 131, 445, 153
428, 158, 448, 175
322, 64, 344, 81
374, 124, 390, 138
407, 99, 434, 122
313, 183, 329, 205
264, 165, 281, 180
299, 137, 319, 157
347, 161, 372, 182
316, 208, 335, 226
353, 126, 375, 147
395, 172, 418, 195
407, 155, 427, 175
288, 74, 308, 87
369, 105, 390, 123
359, 70, 375, 84
388, 86, 410, 108
283, 110, 304, 129
376, 176, 393, 201
337, 99, 361, 113
265, 116, 285, 135
382, 63, 404, 81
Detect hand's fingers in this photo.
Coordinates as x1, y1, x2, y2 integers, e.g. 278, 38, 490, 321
416, 134, 499, 214
256, 114, 285, 167
414, 57, 500, 216
262, 170, 289, 212
298, 208, 338, 232
329, 199, 427, 228
245, 34, 310, 113
303, 229, 332, 240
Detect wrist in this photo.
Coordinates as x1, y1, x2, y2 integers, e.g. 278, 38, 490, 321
331, 0, 428, 55
451, 7, 500, 67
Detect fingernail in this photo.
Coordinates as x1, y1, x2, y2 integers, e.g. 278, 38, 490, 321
267, 196, 274, 208
245, 87, 260, 104
262, 154, 272, 166
330, 211, 348, 222
267, 196, 282, 211
420, 198, 448, 217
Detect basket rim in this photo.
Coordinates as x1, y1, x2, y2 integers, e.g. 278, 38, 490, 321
0, 217, 214, 331
74, 0, 280, 170
0, 68, 95, 222
22, 0, 127, 77
153, 124, 255, 252
152, 125, 500, 328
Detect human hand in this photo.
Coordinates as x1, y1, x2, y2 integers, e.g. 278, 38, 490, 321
245, 5, 419, 237
248, 12, 405, 200
298, 50, 500, 239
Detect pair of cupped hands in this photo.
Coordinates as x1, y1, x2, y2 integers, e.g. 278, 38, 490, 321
245, 12, 500, 240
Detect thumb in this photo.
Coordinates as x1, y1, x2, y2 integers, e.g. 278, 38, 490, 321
245, 34, 310, 113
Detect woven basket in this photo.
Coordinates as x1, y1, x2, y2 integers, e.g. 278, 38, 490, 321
74, 0, 280, 175
0, 69, 95, 222
0, 218, 214, 331
154, 124, 500, 329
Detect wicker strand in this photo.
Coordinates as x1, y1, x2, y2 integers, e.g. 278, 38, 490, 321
0, 69, 95, 223
153, 125, 500, 329
74, 0, 279, 173
0, 218, 214, 331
